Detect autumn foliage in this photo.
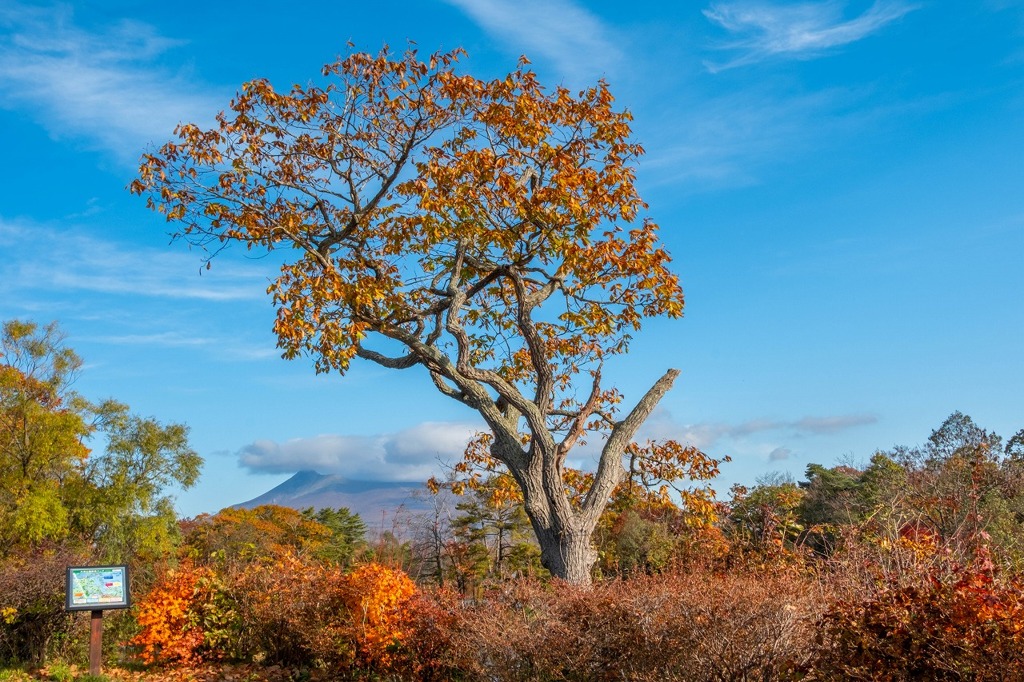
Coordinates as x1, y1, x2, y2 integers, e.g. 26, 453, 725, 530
810, 542, 1024, 680
130, 562, 212, 665
128, 554, 416, 673
344, 563, 417, 668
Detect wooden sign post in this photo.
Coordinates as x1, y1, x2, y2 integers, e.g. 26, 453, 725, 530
89, 610, 103, 675
66, 566, 131, 676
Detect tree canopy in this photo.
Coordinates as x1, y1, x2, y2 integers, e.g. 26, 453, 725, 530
133, 46, 705, 585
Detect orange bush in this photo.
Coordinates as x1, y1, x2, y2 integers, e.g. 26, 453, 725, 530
129, 552, 422, 674
130, 562, 213, 665
345, 562, 417, 669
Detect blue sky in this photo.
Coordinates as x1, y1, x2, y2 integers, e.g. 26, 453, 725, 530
1, 0, 1022, 517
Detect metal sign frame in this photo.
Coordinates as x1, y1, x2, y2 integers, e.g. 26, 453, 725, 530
65, 565, 131, 612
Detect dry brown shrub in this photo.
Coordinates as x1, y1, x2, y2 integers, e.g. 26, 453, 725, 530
0, 544, 92, 665
404, 566, 823, 681
226, 553, 353, 668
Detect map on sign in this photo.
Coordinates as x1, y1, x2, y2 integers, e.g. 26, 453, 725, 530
65, 566, 130, 611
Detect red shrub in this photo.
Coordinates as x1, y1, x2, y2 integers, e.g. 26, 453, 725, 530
811, 545, 1024, 680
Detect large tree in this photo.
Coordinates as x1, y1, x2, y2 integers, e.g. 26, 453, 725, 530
133, 46, 699, 585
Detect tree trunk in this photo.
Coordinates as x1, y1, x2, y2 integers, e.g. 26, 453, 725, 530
534, 525, 597, 587
490, 370, 682, 587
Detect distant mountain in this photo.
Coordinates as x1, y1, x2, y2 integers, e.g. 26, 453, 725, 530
235, 470, 429, 524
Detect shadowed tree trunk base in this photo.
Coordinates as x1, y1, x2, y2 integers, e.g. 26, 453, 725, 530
537, 528, 597, 587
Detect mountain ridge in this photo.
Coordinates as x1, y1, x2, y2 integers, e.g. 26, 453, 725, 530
235, 470, 429, 522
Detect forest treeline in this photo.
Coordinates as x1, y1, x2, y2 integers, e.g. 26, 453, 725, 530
4, 319, 1024, 680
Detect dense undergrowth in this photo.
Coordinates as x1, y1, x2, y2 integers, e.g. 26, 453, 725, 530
5, 533, 1024, 681
5, 412, 1024, 680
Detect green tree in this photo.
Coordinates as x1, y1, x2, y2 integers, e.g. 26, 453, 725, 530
0, 320, 201, 564
73, 403, 201, 571
799, 464, 861, 526
1006, 429, 1024, 461
449, 475, 541, 583
0, 320, 89, 547
601, 509, 676, 575
133, 46, 700, 585
727, 474, 805, 555
300, 506, 367, 567
855, 452, 908, 516
797, 463, 864, 555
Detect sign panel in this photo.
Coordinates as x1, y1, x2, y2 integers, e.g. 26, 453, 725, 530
66, 565, 130, 611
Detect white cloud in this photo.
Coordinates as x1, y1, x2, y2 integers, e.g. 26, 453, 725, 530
237, 422, 482, 480
0, 2, 222, 163
0, 219, 268, 303
235, 410, 878, 482
442, 0, 624, 83
84, 331, 213, 348
703, 0, 919, 71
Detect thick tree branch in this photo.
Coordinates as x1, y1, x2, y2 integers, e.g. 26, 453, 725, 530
580, 368, 680, 523
354, 343, 419, 369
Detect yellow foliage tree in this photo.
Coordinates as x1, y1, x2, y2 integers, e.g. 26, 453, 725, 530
134, 45, 701, 586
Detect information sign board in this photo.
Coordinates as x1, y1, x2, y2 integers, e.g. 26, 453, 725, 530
65, 565, 130, 611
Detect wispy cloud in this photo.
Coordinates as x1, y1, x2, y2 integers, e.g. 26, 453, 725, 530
638, 408, 878, 451
726, 413, 879, 440
83, 332, 213, 348
0, 218, 268, 303
703, 0, 919, 71
237, 422, 482, 480
640, 76, 933, 190
792, 414, 879, 434
441, 0, 624, 83
0, 2, 221, 163
641, 83, 849, 189
75, 321, 281, 363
